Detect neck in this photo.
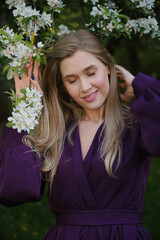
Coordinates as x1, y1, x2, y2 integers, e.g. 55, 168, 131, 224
82, 107, 104, 123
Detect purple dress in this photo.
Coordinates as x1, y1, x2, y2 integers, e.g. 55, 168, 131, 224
0, 73, 160, 240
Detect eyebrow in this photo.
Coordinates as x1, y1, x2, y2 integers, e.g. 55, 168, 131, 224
63, 64, 97, 79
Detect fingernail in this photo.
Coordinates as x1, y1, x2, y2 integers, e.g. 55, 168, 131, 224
31, 73, 35, 80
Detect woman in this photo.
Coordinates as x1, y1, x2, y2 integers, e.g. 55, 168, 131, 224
0, 30, 160, 240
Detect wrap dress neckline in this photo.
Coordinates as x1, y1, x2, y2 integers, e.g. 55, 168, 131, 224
72, 123, 104, 209
77, 121, 104, 161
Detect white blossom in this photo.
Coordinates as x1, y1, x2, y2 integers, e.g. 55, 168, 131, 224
47, 0, 64, 9
107, 21, 114, 32
7, 87, 43, 133
31, 8, 40, 17
1, 0, 160, 82
103, 1, 116, 9
57, 25, 71, 36
5, 0, 21, 9
90, 6, 102, 17
37, 42, 44, 48
125, 20, 139, 33
12, 3, 26, 17
38, 12, 52, 28
4, 27, 15, 38
91, 0, 99, 5
2, 49, 12, 58
10, 59, 21, 67
125, 16, 159, 36
130, 0, 155, 10
102, 14, 108, 20
21, 6, 35, 18
83, 0, 99, 4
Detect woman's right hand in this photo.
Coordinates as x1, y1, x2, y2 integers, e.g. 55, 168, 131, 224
115, 64, 135, 102
14, 55, 43, 97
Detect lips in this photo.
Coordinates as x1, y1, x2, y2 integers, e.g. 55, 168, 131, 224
82, 90, 98, 99
82, 90, 98, 102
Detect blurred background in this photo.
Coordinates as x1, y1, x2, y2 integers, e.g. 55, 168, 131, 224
0, 0, 160, 239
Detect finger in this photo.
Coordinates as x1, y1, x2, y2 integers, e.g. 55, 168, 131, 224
119, 83, 126, 88
115, 64, 126, 71
21, 72, 27, 78
117, 75, 125, 80
30, 79, 43, 94
14, 71, 20, 84
21, 64, 30, 78
30, 78, 38, 87
119, 93, 125, 100
33, 60, 39, 80
115, 65, 128, 77
25, 55, 33, 77
119, 93, 127, 102
119, 93, 131, 102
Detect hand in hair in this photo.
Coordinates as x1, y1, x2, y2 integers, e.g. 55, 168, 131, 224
115, 64, 135, 103
14, 55, 42, 97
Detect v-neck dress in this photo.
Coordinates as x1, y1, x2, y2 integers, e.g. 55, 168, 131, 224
0, 73, 160, 240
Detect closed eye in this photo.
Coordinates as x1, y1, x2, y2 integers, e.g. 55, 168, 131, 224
87, 72, 96, 76
69, 79, 76, 84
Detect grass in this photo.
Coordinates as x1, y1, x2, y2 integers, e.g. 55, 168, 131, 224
143, 157, 160, 240
0, 188, 56, 240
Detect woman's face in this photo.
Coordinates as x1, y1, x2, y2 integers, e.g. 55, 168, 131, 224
60, 50, 110, 115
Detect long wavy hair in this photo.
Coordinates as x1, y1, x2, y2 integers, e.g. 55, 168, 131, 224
24, 30, 131, 185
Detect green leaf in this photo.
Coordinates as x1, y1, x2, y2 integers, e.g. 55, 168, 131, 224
36, 54, 41, 66
0, 29, 10, 39
21, 67, 27, 76
15, 96, 26, 106
6, 122, 14, 128
126, 32, 132, 39
43, 6, 50, 12
5, 89, 17, 105
22, 18, 30, 25
114, 19, 119, 28
2, 65, 10, 74
0, 29, 5, 35
7, 67, 13, 79
20, 88, 26, 94
40, 55, 47, 65
13, 33, 23, 41
118, 14, 130, 20
100, 5, 109, 14
15, 110, 19, 113
22, 41, 33, 50
12, 66, 19, 74
30, 103, 34, 108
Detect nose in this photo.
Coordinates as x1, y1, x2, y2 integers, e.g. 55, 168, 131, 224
80, 77, 91, 92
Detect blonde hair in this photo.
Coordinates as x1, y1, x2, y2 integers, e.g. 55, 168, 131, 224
24, 30, 131, 185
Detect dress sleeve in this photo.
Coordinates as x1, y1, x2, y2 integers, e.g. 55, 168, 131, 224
131, 73, 160, 157
0, 123, 43, 207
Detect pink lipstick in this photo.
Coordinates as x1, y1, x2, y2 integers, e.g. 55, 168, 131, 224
82, 90, 98, 102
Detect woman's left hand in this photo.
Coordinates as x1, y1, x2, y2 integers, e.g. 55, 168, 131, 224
115, 64, 135, 102
14, 55, 43, 97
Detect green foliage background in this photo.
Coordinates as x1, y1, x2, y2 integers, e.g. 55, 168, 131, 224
0, 1, 160, 239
